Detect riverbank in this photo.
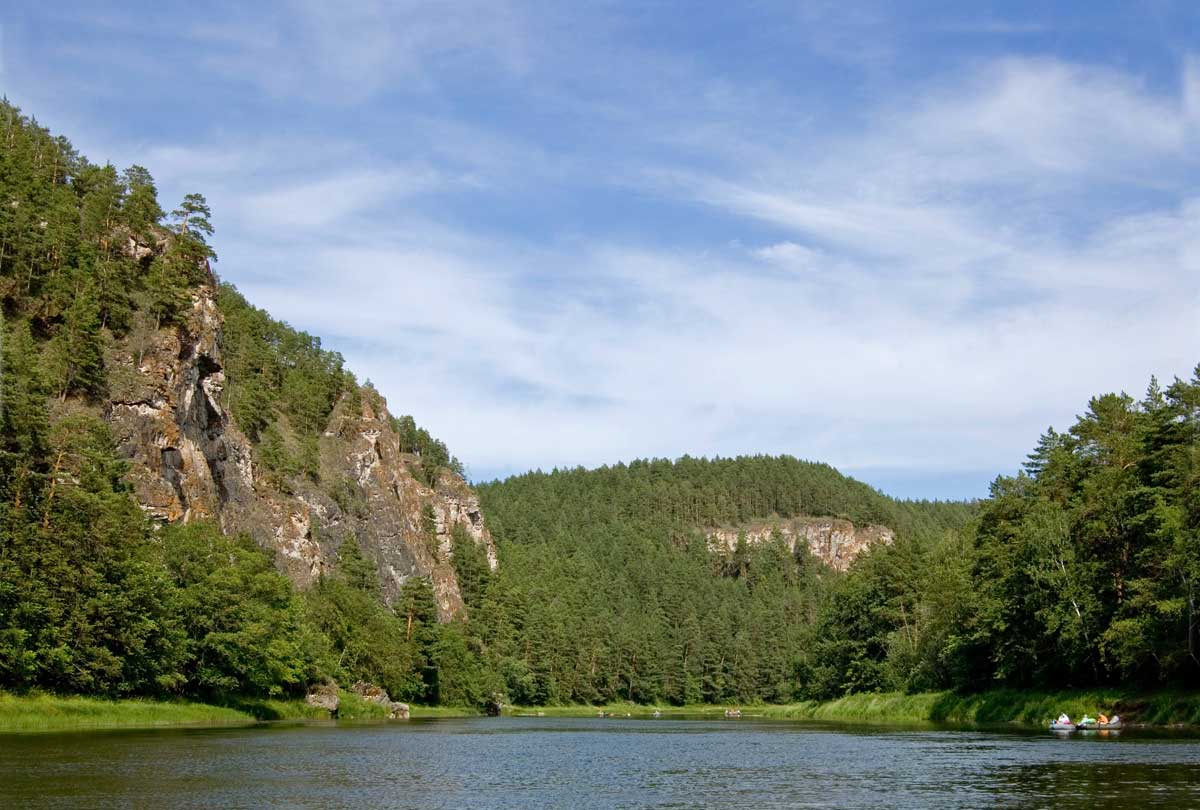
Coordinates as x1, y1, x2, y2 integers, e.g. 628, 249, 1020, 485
0, 693, 265, 733
6, 688, 1197, 733
507, 689, 1200, 728
0, 691, 478, 733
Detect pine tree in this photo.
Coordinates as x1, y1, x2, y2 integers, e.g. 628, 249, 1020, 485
45, 279, 106, 400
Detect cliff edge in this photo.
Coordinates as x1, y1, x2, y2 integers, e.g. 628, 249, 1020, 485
105, 279, 496, 620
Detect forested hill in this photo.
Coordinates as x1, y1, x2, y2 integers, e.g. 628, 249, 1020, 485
0, 99, 497, 703
472, 379, 1199, 703
478, 455, 974, 549
1, 99, 1197, 711
466, 457, 975, 704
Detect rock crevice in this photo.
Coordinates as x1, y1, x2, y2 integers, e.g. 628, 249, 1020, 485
105, 283, 496, 620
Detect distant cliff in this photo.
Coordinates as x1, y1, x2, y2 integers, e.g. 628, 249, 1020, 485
705, 517, 895, 571
105, 278, 495, 620
705, 520, 897, 571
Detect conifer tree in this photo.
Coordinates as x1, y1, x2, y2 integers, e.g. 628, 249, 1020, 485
45, 279, 106, 400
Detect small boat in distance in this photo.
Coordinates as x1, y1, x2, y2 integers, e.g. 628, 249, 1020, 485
724, 708, 742, 718
1049, 713, 1076, 731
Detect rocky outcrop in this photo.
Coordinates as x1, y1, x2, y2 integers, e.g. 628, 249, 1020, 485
352, 682, 410, 719
305, 682, 340, 715
105, 281, 497, 620
705, 517, 894, 571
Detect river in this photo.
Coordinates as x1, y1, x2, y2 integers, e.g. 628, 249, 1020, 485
2, 717, 1198, 809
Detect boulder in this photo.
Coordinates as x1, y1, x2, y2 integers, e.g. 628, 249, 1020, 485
305, 682, 340, 716
352, 681, 410, 720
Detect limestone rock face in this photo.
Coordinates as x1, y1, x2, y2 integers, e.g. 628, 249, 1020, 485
104, 282, 497, 620
705, 517, 894, 571
306, 682, 340, 715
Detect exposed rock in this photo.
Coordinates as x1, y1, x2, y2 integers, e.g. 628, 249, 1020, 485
352, 681, 409, 719
104, 281, 497, 620
305, 682, 340, 715
705, 516, 894, 571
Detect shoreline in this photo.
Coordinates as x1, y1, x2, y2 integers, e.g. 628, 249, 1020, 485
4, 688, 1197, 734
0, 692, 479, 734
506, 689, 1200, 729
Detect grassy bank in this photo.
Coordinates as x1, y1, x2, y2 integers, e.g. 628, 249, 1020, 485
0, 691, 337, 733
506, 698, 944, 721
0, 690, 484, 733
8, 689, 1197, 733
0, 692, 256, 733
509, 689, 1200, 728
926, 689, 1200, 727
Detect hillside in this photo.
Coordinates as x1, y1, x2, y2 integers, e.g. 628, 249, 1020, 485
0, 100, 494, 620
472, 457, 976, 704
0, 100, 497, 704
1, 100, 1196, 710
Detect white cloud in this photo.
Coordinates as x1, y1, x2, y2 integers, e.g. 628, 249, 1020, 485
903, 58, 1193, 177
181, 53, 1195, 499
188, 0, 534, 102
23, 10, 1196, 499
233, 167, 446, 232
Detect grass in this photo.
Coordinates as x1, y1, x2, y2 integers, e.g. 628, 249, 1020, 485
7, 688, 1198, 733
507, 689, 1200, 729
0, 688, 485, 733
0, 691, 340, 733
334, 690, 393, 721
0, 692, 255, 733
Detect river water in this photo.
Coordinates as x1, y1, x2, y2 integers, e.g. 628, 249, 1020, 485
2, 717, 1198, 809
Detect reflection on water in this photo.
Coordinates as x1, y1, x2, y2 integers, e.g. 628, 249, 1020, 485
1, 718, 1198, 809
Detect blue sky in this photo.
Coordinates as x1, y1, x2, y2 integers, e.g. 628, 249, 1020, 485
3, 1, 1198, 498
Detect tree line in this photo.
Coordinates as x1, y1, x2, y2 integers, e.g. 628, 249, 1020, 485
1, 98, 1195, 708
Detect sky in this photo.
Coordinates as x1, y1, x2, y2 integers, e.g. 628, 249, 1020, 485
3, 1, 1198, 499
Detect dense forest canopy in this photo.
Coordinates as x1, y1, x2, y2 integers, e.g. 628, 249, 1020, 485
0, 100, 1197, 707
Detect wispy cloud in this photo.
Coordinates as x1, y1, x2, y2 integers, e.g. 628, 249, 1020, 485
187, 0, 534, 102
6, 2, 1198, 498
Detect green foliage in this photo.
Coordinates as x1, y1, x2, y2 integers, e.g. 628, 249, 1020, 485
0, 407, 182, 695
451, 525, 491, 613
2, 100, 1195, 712
0, 100, 210, 339
958, 370, 1200, 691
161, 523, 317, 698
392, 413, 464, 484
473, 456, 973, 705
301, 539, 422, 701
216, 283, 351, 480
0, 102, 477, 710
43, 280, 106, 399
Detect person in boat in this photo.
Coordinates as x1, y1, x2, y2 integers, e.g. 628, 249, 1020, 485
1080, 714, 1095, 726
1056, 713, 1071, 725
1109, 714, 1120, 725
1098, 713, 1109, 725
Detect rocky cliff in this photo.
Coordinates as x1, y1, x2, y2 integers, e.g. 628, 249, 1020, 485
104, 279, 496, 620
705, 517, 894, 571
